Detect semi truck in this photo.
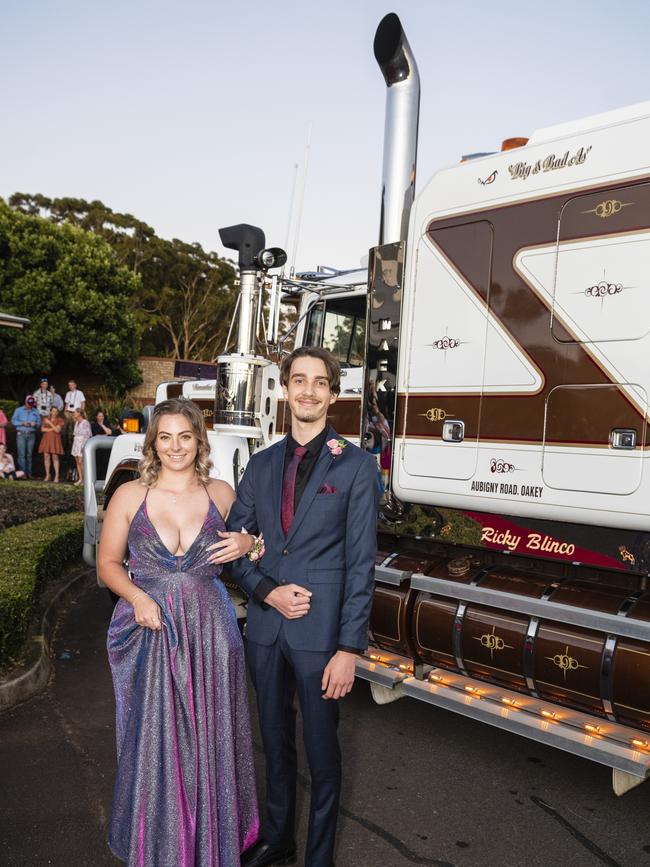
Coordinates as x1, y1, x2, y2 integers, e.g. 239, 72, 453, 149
84, 13, 650, 795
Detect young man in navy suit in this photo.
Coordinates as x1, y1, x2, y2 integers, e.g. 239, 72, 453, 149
229, 346, 379, 867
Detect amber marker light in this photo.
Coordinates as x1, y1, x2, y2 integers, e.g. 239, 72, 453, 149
501, 137, 529, 151
584, 724, 601, 735
501, 697, 518, 707
464, 685, 480, 695
540, 710, 556, 720
632, 739, 650, 749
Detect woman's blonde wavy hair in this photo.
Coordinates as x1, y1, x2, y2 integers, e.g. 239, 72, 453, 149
138, 398, 213, 487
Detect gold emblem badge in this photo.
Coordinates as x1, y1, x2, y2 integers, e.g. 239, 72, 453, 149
419, 408, 448, 422
546, 645, 588, 680
474, 626, 513, 660
582, 199, 633, 219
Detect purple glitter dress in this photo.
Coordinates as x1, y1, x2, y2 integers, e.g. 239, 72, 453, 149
107, 493, 259, 866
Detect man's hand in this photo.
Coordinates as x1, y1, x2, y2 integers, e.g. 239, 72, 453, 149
321, 650, 356, 700
266, 584, 312, 619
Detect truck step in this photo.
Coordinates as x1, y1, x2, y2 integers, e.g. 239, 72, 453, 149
355, 654, 650, 790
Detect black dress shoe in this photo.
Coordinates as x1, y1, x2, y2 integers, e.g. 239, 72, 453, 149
241, 839, 297, 867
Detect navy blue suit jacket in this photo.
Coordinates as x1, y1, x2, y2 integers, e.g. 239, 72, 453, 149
228, 427, 379, 652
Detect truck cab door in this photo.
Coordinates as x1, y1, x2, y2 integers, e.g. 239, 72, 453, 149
516, 183, 650, 497
396, 221, 493, 485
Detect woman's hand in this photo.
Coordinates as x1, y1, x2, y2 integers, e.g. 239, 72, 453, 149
130, 590, 161, 630
207, 530, 254, 564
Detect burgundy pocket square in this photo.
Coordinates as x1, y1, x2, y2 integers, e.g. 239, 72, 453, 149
318, 483, 338, 494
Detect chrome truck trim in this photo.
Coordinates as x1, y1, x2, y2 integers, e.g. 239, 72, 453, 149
409, 574, 650, 642
374, 12, 421, 245
355, 656, 650, 793
214, 354, 268, 440
236, 270, 261, 356
82, 435, 114, 567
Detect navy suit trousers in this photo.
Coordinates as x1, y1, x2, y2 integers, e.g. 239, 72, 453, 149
247, 627, 341, 867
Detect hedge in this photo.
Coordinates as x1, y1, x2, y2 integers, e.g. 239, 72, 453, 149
0, 511, 83, 669
0, 480, 83, 530
0, 398, 19, 419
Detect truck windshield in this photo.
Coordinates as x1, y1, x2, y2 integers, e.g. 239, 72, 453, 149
304, 296, 366, 367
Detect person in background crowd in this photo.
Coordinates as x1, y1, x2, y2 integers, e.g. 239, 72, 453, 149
0, 405, 7, 446
0, 443, 24, 480
33, 377, 53, 418
91, 410, 113, 437
64, 379, 86, 415
63, 379, 86, 466
49, 384, 64, 412
39, 406, 65, 482
91, 409, 115, 480
11, 396, 41, 478
71, 409, 91, 485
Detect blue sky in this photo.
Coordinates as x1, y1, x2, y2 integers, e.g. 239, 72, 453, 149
3, 0, 650, 271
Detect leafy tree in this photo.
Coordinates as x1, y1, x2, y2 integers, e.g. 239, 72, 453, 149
0, 199, 141, 395
8, 192, 157, 274
138, 238, 237, 360
8, 193, 238, 360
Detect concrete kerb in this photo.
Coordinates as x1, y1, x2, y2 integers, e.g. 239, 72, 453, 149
0, 563, 94, 712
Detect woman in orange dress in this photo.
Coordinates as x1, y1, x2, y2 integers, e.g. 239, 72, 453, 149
38, 406, 65, 482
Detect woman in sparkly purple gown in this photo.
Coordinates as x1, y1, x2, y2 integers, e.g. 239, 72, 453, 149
98, 399, 259, 866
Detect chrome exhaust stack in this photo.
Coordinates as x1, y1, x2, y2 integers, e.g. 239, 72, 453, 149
374, 12, 421, 245
219, 224, 266, 356
216, 224, 286, 442
361, 14, 420, 508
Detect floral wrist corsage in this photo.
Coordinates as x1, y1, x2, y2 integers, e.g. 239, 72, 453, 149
242, 528, 265, 562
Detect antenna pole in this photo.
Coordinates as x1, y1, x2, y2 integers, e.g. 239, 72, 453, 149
284, 162, 299, 253
290, 124, 312, 276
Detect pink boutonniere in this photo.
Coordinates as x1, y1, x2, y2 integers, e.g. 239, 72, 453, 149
327, 438, 346, 457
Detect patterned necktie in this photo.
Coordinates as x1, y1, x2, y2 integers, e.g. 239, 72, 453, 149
281, 446, 308, 536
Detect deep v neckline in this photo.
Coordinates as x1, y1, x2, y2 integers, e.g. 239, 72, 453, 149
142, 494, 215, 559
